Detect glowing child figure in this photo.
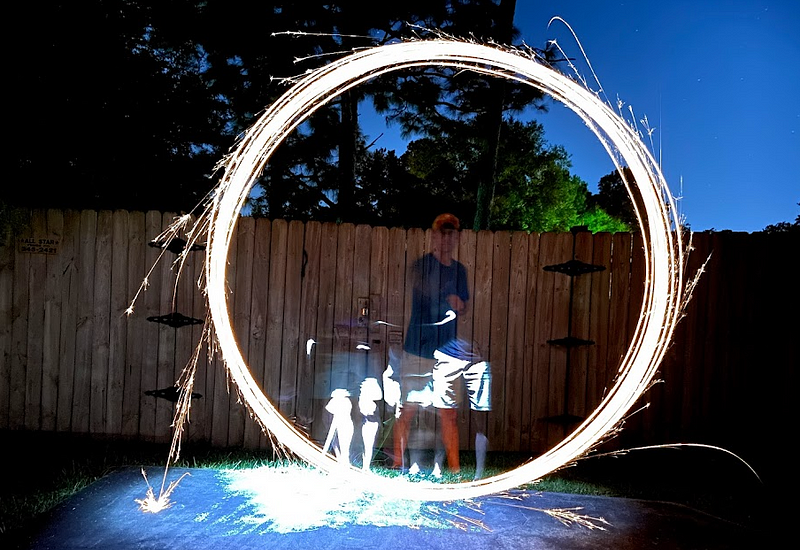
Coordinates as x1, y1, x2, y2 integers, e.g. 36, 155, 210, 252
322, 389, 354, 465
358, 377, 383, 470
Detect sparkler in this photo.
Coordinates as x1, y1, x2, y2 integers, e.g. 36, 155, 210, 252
197, 37, 686, 501
135, 468, 190, 513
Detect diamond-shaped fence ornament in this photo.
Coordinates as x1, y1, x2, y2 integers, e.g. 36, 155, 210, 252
543, 259, 606, 277
148, 237, 205, 255
146, 311, 204, 328
547, 336, 595, 348
144, 386, 203, 403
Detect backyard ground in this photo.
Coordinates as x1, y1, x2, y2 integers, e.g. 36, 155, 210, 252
0, 430, 770, 546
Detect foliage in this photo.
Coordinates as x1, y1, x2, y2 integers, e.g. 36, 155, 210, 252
591, 167, 638, 229
9, 0, 228, 213
241, 0, 546, 224
8, 1, 630, 233
761, 202, 800, 234
399, 119, 631, 233
0, 202, 29, 244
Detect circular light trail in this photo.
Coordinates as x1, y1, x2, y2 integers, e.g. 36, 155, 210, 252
203, 39, 685, 501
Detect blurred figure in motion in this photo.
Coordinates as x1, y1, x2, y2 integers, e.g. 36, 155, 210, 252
391, 213, 470, 474
431, 339, 491, 480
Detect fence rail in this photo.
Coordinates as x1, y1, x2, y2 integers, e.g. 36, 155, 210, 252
1, 209, 796, 471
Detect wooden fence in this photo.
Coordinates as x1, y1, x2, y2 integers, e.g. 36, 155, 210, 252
1, 209, 797, 471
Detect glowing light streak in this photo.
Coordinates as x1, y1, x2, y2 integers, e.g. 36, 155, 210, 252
585, 443, 762, 483
168, 38, 685, 502
433, 309, 457, 326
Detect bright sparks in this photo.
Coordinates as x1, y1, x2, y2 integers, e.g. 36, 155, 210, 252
135, 469, 191, 514
196, 37, 686, 501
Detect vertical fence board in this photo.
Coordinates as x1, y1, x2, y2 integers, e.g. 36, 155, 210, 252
139, 211, 163, 441
717, 232, 750, 447
9, 209, 32, 430
567, 231, 594, 422
455, 229, 476, 450
399, 228, 427, 454
295, 220, 321, 440
503, 232, 527, 451
72, 210, 97, 434
520, 232, 541, 453
682, 235, 712, 441
187, 243, 210, 445
229, 216, 254, 448
624, 233, 650, 440
469, 230, 493, 451
487, 231, 510, 449
23, 210, 46, 430
263, 219, 288, 413
310, 222, 339, 444
380, 227, 407, 449
242, 218, 271, 449
327, 223, 355, 454
587, 232, 612, 412
659, 233, 698, 443
347, 224, 372, 461
154, 212, 177, 443
601, 232, 632, 449
105, 211, 128, 436
386, 227, 409, 335
0, 216, 14, 429
173, 221, 200, 442
700, 232, 726, 435
211, 219, 236, 448
352, 224, 372, 369
122, 211, 145, 438
278, 220, 304, 421
605, 233, 632, 393
173, 222, 205, 438
55, 211, 80, 433
40, 209, 64, 431
545, 232, 573, 449
368, 224, 389, 435
89, 211, 112, 434
529, 232, 557, 453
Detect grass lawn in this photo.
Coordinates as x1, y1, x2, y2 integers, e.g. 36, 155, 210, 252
0, 430, 768, 542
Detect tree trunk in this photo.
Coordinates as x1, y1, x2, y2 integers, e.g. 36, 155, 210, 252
472, 0, 517, 231
337, 89, 359, 222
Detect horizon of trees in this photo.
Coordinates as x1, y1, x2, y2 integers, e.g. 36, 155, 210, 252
7, 0, 641, 233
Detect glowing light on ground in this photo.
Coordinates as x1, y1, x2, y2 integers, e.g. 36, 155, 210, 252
219, 464, 608, 533
197, 37, 686, 501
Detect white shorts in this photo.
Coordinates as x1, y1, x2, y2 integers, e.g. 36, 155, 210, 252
430, 350, 491, 411
462, 361, 491, 411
